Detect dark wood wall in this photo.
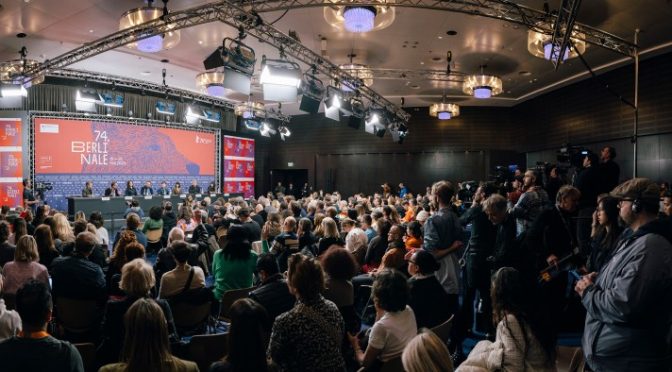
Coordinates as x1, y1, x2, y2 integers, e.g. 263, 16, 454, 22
255, 107, 522, 195
514, 52, 672, 182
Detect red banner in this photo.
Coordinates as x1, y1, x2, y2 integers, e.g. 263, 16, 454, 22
223, 135, 255, 198
0, 118, 23, 208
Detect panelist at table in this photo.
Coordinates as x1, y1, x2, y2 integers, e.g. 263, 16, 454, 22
188, 179, 201, 194
104, 181, 121, 197
81, 181, 94, 197
124, 180, 138, 196
140, 181, 154, 196
157, 181, 170, 196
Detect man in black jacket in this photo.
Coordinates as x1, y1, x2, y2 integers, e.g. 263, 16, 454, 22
249, 253, 295, 320
50, 232, 107, 305
599, 146, 620, 194
575, 152, 601, 254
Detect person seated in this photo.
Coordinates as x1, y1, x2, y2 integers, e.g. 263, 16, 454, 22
249, 253, 295, 320
98, 259, 178, 366
124, 180, 138, 196
188, 180, 201, 195
67, 220, 106, 268
363, 219, 391, 272
139, 181, 154, 196
99, 298, 197, 372
113, 213, 147, 249
404, 221, 423, 251
210, 298, 274, 372
142, 206, 164, 252
89, 211, 110, 253
407, 250, 453, 329
107, 233, 145, 297
317, 217, 345, 257
402, 330, 454, 372
268, 253, 346, 371
2, 236, 49, 296
212, 225, 258, 302
123, 199, 144, 219
0, 275, 21, 341
50, 232, 107, 304
0, 221, 16, 268
171, 182, 182, 196
158, 241, 205, 299
321, 245, 361, 337
458, 267, 556, 372
104, 181, 121, 197
0, 280, 84, 371
349, 269, 417, 370
81, 181, 94, 197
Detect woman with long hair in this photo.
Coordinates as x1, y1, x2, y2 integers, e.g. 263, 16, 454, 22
8, 218, 28, 245
52, 213, 75, 244
312, 213, 326, 239
210, 298, 273, 372
2, 236, 49, 295
34, 224, 60, 270
100, 298, 197, 372
107, 230, 139, 295
588, 196, 624, 273
317, 217, 345, 256
212, 225, 258, 301
458, 267, 556, 371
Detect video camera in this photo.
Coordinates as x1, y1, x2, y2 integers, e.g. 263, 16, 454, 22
35, 181, 53, 192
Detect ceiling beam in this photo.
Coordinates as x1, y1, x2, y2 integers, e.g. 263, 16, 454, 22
238, 0, 637, 56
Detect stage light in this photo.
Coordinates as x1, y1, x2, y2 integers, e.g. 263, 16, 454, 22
389, 121, 408, 144
260, 57, 301, 102
323, 86, 342, 122
0, 84, 27, 97
76, 89, 101, 103
259, 121, 277, 137
202, 109, 221, 123
347, 96, 366, 129
200, 38, 256, 95
299, 73, 325, 114
243, 118, 262, 131
278, 125, 291, 141
156, 101, 176, 115
100, 92, 124, 108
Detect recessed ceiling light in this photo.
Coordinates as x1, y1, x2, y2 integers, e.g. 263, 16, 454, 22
437, 36, 443, 39
89, 29, 94, 33
141, 71, 151, 76
432, 57, 442, 62
420, 61, 424, 65
446, 30, 458, 36
16, 33, 27, 38
198, 40, 203, 45
409, 84, 420, 89
519, 71, 532, 76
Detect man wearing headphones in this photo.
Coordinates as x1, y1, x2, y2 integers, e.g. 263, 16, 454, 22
575, 178, 672, 371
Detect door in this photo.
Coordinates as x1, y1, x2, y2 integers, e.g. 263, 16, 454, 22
269, 169, 308, 197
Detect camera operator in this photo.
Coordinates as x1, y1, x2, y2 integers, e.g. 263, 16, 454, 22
575, 152, 601, 254
22, 179, 39, 211
599, 146, 620, 194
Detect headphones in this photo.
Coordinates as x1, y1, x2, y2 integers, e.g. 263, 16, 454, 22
631, 197, 642, 214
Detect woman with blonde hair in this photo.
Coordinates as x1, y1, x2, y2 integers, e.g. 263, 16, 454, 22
2, 235, 49, 295
312, 213, 326, 239
100, 298, 196, 372
52, 213, 75, 244
402, 330, 454, 372
317, 217, 345, 256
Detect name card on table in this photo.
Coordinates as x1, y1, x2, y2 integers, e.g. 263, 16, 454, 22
144, 195, 152, 200
210, 194, 216, 198
124, 196, 132, 201
180, 194, 187, 199
196, 194, 202, 198
163, 195, 170, 199
101, 197, 110, 201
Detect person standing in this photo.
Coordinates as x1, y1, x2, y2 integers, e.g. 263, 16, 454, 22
599, 146, 620, 194
22, 179, 39, 212
575, 178, 672, 371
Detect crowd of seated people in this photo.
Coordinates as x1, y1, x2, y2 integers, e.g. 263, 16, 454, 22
0, 155, 670, 371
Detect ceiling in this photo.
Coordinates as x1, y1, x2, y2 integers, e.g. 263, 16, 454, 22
0, 0, 671, 115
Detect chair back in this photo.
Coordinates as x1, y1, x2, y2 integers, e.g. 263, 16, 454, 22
146, 228, 163, 243
187, 332, 229, 371
380, 356, 405, 372
219, 286, 253, 321
73, 343, 97, 372
55, 298, 100, 334
430, 314, 455, 345
171, 301, 211, 335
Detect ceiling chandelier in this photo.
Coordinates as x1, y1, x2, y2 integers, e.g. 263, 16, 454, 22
429, 98, 460, 120
339, 63, 374, 91
196, 71, 225, 97
0, 47, 44, 95
234, 100, 266, 119
462, 66, 502, 99
324, 1, 395, 33
119, 0, 180, 53
527, 21, 587, 63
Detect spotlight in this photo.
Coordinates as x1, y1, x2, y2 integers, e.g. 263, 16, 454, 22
389, 121, 408, 144
61, 103, 68, 113
128, 110, 134, 118
76, 89, 101, 103
278, 125, 291, 141
199, 38, 257, 96
156, 101, 176, 115
202, 109, 221, 123
365, 109, 387, 137
0, 84, 27, 97
299, 72, 325, 114
260, 56, 302, 102
106, 107, 113, 116
243, 118, 262, 131
347, 96, 365, 129
99, 92, 124, 108
323, 86, 342, 121
146, 112, 152, 120
259, 121, 277, 137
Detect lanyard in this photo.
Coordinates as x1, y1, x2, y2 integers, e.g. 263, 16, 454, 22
19, 331, 49, 339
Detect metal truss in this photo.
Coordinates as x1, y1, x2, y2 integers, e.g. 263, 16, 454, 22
47, 68, 291, 123
22, 1, 408, 122
241, 0, 637, 57
367, 68, 465, 82
549, 0, 582, 70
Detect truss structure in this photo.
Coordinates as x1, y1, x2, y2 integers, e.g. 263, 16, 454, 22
47, 68, 291, 123
369, 68, 465, 82
242, 0, 636, 56
548, 0, 582, 70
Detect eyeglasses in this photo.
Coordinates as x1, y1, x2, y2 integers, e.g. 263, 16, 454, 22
617, 198, 634, 208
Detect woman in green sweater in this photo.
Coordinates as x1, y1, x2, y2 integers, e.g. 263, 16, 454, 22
212, 224, 258, 301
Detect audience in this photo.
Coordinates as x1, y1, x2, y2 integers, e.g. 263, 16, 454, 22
268, 253, 346, 371
89, 211, 110, 249
249, 253, 295, 320
210, 298, 274, 372
402, 330, 454, 372
158, 241, 206, 299
50, 232, 107, 304
2, 236, 49, 296
587, 195, 623, 273
114, 213, 147, 249
212, 224, 258, 301
317, 217, 345, 256
100, 298, 197, 372
0, 280, 84, 371
34, 224, 60, 270
0, 221, 16, 267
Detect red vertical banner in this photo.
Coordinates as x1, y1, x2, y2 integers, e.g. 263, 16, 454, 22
223, 135, 255, 198
0, 118, 23, 208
